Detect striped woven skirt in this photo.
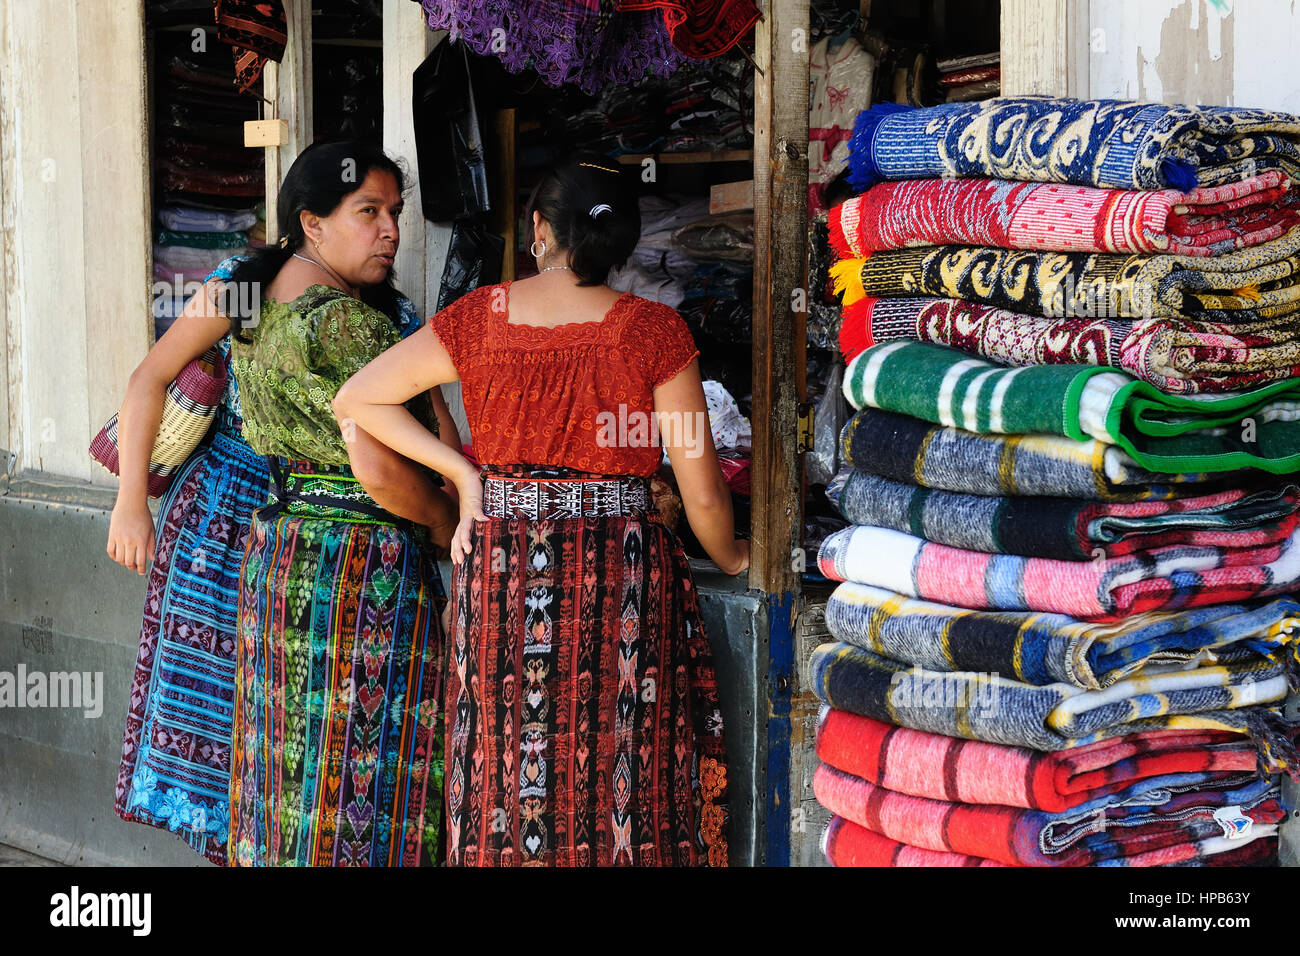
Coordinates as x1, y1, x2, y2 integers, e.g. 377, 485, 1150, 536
114, 427, 272, 865
228, 460, 445, 866
444, 467, 730, 866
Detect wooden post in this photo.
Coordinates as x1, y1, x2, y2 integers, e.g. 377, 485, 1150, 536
264, 0, 313, 245
751, 8, 808, 594
383, 0, 437, 315
0, 0, 16, 462
751, 0, 809, 866
1001, 0, 1091, 97
0, 0, 152, 481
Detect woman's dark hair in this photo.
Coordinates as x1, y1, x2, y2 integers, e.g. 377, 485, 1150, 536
225, 139, 407, 340
525, 152, 641, 286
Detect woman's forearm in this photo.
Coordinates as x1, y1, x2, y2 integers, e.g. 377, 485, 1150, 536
114, 372, 167, 502
682, 480, 745, 573
334, 394, 478, 491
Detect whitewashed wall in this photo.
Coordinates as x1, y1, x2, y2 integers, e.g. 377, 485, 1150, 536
0, 0, 152, 484
1088, 0, 1300, 112
1005, 0, 1300, 112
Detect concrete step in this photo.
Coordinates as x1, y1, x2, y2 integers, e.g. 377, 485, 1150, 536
0, 844, 63, 867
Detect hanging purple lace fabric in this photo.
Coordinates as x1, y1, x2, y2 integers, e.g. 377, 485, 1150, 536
417, 0, 686, 93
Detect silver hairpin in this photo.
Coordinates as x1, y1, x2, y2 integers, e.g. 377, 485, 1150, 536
589, 203, 613, 218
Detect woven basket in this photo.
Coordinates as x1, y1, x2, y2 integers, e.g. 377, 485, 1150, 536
89, 348, 228, 497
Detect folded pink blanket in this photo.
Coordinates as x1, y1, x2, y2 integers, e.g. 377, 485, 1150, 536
829, 172, 1298, 257
822, 814, 1280, 867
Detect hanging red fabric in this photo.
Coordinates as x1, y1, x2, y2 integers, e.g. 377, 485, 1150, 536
617, 0, 760, 59
213, 0, 288, 94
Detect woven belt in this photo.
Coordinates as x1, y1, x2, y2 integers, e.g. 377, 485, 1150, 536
482, 471, 651, 520
258, 456, 397, 524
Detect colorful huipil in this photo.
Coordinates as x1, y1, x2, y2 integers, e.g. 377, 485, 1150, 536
430, 282, 730, 866
227, 284, 445, 866
114, 257, 272, 865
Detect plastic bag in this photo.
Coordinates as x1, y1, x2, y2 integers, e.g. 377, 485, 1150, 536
437, 219, 504, 311
413, 42, 491, 221
806, 361, 848, 486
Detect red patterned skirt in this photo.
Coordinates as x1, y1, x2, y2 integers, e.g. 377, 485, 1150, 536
444, 467, 730, 866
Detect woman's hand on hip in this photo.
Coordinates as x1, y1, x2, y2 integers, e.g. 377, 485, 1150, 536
449, 468, 487, 565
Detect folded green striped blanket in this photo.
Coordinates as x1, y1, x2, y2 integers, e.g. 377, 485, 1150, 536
823, 582, 1300, 689
817, 523, 1300, 619
829, 224, 1300, 320
840, 407, 1238, 501
843, 341, 1300, 475
829, 172, 1299, 258
846, 98, 1300, 190
839, 294, 1300, 395
822, 813, 1279, 867
814, 763, 1282, 867
827, 469, 1300, 560
808, 640, 1296, 761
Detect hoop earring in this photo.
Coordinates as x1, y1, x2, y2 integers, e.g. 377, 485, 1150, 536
530, 239, 546, 258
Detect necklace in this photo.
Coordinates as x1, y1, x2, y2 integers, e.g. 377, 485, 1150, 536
292, 252, 358, 297
539, 265, 572, 274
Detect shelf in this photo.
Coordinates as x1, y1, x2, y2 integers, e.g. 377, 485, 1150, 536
313, 37, 383, 48
615, 150, 753, 165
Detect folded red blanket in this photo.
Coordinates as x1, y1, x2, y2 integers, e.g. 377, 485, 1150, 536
816, 709, 1259, 813
813, 763, 1283, 866
838, 294, 1300, 395
822, 815, 1279, 867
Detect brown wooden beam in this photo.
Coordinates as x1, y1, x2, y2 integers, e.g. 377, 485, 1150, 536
749, 0, 809, 596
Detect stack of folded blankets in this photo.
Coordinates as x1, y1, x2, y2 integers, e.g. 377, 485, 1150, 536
151, 37, 265, 338
937, 52, 1000, 103
813, 96, 1300, 867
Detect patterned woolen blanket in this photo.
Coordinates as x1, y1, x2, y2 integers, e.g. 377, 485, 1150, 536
814, 766, 1284, 867
845, 98, 1300, 191
839, 295, 1300, 395
829, 172, 1298, 258
815, 763, 1279, 867
828, 469, 1300, 560
816, 707, 1262, 812
843, 341, 1300, 476
808, 641, 1296, 759
829, 225, 1300, 320
817, 523, 1300, 618
823, 582, 1300, 689
840, 407, 1236, 501
821, 814, 1279, 867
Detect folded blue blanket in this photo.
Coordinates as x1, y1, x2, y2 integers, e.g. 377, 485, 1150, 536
848, 97, 1300, 191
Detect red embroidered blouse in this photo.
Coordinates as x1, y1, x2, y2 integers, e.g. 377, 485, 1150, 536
428, 281, 701, 477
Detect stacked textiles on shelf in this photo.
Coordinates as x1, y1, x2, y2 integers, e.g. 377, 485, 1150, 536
813, 95, 1300, 867
151, 36, 264, 338
936, 51, 999, 103
564, 56, 754, 157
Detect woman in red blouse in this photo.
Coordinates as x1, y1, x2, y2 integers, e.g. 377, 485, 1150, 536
335, 155, 745, 866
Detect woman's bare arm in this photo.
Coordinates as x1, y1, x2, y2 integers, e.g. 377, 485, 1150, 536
345, 425, 458, 546
655, 359, 749, 575
333, 324, 485, 563
108, 279, 230, 574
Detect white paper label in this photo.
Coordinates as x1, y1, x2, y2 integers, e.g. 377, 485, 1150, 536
1212, 805, 1253, 840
